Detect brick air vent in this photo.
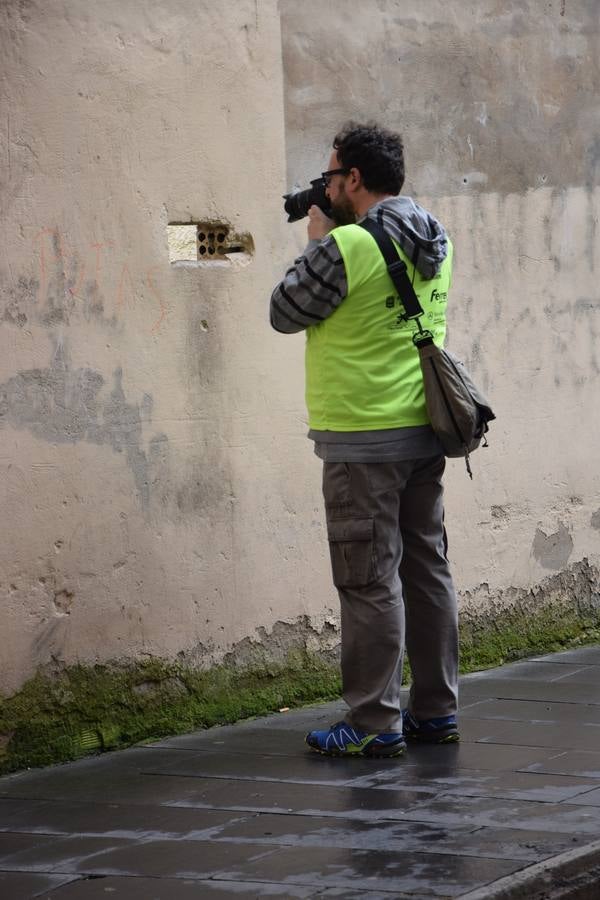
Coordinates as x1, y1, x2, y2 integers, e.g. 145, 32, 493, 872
167, 221, 253, 267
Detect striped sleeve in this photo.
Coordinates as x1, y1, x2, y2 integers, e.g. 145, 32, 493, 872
269, 235, 348, 334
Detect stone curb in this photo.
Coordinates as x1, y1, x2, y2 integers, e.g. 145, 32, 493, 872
458, 838, 600, 899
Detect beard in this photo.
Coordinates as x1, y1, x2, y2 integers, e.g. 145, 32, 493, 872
330, 190, 356, 226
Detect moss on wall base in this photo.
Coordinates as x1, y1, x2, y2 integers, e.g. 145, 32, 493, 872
0, 650, 341, 776
460, 611, 600, 673
1, 560, 599, 775
459, 558, 600, 670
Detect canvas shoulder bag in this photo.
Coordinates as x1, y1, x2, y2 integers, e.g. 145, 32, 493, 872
360, 218, 495, 478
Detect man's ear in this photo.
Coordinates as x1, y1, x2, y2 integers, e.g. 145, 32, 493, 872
347, 167, 362, 193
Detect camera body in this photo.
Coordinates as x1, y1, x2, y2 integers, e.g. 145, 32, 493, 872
283, 178, 332, 223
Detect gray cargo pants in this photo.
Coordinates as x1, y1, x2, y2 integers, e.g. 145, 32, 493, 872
322, 455, 458, 734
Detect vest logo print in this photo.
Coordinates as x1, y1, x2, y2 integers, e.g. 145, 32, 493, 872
385, 292, 426, 330
387, 308, 410, 330
430, 288, 448, 303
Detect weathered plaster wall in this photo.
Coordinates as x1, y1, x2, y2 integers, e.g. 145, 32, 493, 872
1, 0, 599, 702
280, 0, 600, 622
0, 0, 336, 697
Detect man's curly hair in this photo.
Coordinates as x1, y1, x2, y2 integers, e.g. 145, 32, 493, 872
333, 121, 405, 195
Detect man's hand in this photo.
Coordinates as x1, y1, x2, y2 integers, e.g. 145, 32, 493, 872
308, 205, 335, 241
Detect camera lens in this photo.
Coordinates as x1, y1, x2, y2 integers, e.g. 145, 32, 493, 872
283, 178, 331, 223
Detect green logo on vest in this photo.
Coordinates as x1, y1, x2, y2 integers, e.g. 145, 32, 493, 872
430, 288, 448, 303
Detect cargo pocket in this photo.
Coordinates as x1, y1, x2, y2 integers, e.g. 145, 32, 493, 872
326, 517, 375, 588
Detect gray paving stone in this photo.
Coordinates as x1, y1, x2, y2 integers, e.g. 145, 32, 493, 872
470, 661, 596, 682
144, 742, 557, 783
0, 771, 226, 806
211, 812, 478, 852
549, 667, 600, 686
459, 698, 600, 724
0, 832, 58, 863
567, 787, 600, 806
458, 677, 600, 705
318, 891, 432, 899
523, 750, 600, 778
214, 844, 525, 897
209, 810, 578, 861
456, 718, 514, 742
352, 767, 600, 802
0, 776, 433, 820
142, 748, 413, 785
400, 740, 557, 772
49, 875, 319, 897
148, 727, 317, 757
399, 794, 600, 834
463, 718, 600, 752
0, 835, 134, 872
532, 646, 600, 665
35, 874, 422, 898
0, 871, 80, 899
0, 748, 212, 801
0, 797, 251, 839
454, 825, 588, 859
0, 800, 47, 829
167, 778, 442, 820
0, 834, 281, 879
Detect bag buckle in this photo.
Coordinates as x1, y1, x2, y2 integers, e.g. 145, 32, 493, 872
412, 320, 434, 346
387, 259, 408, 279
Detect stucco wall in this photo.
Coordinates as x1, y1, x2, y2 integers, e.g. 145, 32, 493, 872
1, 0, 599, 698
280, 0, 600, 613
0, 0, 338, 697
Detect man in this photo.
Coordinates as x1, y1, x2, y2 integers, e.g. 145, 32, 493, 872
270, 122, 459, 758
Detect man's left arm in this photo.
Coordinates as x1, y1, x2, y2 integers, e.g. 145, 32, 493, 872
270, 233, 348, 333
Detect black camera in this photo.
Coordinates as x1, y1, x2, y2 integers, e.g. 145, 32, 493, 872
283, 178, 332, 223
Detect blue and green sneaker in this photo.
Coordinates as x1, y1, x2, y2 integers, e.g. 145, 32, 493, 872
402, 710, 459, 744
305, 721, 406, 757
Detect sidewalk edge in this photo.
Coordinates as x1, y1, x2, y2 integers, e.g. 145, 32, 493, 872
458, 837, 600, 899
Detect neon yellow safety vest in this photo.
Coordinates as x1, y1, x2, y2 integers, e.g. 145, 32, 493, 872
305, 223, 452, 431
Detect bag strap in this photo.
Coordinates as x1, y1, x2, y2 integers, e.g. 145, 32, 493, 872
359, 218, 424, 319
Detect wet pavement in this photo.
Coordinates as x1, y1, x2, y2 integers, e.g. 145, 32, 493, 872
1, 645, 600, 898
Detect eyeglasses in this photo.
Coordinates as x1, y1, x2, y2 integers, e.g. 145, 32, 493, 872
321, 168, 350, 187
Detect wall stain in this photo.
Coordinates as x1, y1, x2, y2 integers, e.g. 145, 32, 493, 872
53, 589, 74, 616
175, 456, 230, 516
1, 276, 38, 328
532, 521, 574, 570
585, 135, 600, 191
490, 505, 511, 530
591, 509, 600, 530
587, 188, 597, 273
0, 342, 161, 509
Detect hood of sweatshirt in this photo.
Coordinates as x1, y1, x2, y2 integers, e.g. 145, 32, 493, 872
359, 196, 449, 280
